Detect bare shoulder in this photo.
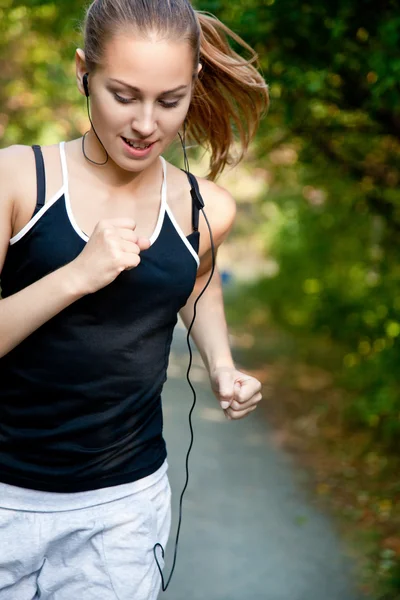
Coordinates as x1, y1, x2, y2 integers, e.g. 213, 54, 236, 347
165, 161, 237, 245
0, 145, 34, 273
0, 143, 33, 164
0, 144, 35, 195
0, 144, 34, 206
195, 176, 237, 245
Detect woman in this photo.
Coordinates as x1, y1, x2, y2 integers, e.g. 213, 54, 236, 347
0, 0, 268, 598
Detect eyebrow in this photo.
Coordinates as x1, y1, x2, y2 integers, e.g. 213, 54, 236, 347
109, 78, 189, 95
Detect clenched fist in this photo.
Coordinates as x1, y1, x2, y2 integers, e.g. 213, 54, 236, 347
66, 218, 151, 295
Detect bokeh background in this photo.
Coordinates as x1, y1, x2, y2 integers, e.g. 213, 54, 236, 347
1, 1, 399, 597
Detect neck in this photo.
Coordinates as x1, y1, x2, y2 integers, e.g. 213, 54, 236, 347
72, 131, 162, 194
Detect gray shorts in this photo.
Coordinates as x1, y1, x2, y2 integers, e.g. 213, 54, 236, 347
0, 466, 171, 600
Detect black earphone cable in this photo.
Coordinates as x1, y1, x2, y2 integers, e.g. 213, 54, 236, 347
153, 125, 216, 591
80, 84, 216, 590
82, 73, 109, 166
153, 207, 215, 591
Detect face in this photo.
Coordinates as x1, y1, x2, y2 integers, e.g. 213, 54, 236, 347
76, 34, 200, 172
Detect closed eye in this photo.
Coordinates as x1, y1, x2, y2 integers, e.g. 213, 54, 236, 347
113, 93, 180, 109
114, 93, 134, 104
159, 100, 179, 109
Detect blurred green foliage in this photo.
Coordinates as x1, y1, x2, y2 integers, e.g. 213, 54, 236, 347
201, 0, 400, 451
0, 0, 399, 457
0, 0, 84, 144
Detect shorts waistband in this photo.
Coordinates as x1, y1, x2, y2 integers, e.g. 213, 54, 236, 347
0, 460, 169, 513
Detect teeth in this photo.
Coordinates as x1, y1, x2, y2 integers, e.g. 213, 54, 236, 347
124, 137, 151, 149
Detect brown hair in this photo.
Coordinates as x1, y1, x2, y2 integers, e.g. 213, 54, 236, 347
82, 0, 269, 180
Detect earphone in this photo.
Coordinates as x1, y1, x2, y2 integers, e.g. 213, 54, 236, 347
82, 71, 217, 591
83, 72, 89, 98
82, 73, 109, 165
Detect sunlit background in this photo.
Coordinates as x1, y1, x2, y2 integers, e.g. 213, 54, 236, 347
1, 1, 399, 598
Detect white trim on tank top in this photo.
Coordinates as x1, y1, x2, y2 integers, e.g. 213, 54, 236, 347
61, 141, 168, 245
165, 204, 200, 267
10, 143, 201, 268
9, 186, 65, 245
60, 141, 200, 267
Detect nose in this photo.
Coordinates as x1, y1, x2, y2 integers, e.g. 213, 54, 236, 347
131, 104, 157, 139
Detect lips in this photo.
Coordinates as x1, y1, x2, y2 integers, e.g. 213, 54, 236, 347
122, 136, 156, 149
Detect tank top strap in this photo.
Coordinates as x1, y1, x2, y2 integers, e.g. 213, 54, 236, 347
59, 141, 69, 195
31, 145, 46, 210
159, 156, 168, 209
181, 169, 204, 232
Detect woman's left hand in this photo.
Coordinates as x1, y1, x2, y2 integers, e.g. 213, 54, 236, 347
210, 367, 263, 420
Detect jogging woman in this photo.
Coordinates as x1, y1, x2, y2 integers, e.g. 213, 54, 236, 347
0, 1, 268, 598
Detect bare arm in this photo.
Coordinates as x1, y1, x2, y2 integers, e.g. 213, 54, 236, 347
0, 270, 89, 359
0, 147, 89, 357
0, 146, 149, 359
179, 179, 263, 421
179, 180, 237, 376
179, 262, 235, 376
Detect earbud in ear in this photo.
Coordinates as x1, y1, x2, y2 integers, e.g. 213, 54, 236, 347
83, 73, 90, 98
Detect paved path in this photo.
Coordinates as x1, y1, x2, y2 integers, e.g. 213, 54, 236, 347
159, 323, 362, 600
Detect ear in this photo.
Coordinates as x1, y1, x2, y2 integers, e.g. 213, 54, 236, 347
197, 62, 203, 76
76, 48, 88, 97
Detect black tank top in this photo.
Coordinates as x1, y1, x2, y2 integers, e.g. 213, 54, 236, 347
0, 142, 201, 493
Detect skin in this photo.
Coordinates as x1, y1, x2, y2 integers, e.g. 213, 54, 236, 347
75, 34, 201, 188
0, 33, 262, 419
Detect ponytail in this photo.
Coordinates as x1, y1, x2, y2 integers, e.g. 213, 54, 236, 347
187, 12, 269, 180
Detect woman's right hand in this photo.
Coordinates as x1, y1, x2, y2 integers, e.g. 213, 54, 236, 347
66, 218, 151, 295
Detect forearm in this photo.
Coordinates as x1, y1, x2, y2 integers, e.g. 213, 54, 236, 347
179, 265, 235, 376
0, 264, 86, 358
